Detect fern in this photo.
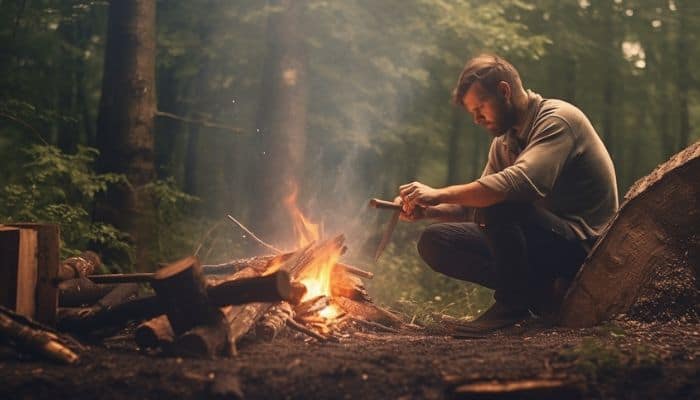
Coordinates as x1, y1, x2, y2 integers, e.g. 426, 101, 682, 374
0, 144, 132, 266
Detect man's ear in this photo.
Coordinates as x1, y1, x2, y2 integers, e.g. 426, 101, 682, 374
497, 81, 511, 103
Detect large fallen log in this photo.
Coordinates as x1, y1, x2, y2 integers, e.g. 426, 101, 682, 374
559, 140, 700, 327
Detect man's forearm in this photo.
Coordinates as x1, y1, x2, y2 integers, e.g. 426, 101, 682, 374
424, 204, 469, 222
437, 181, 507, 208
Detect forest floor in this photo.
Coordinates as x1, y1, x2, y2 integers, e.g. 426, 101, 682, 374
2, 259, 698, 400
0, 315, 698, 399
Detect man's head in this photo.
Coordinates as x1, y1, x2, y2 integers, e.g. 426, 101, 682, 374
452, 54, 525, 136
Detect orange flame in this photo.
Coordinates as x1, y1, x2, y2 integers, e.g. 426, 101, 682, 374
283, 184, 342, 319
284, 185, 321, 248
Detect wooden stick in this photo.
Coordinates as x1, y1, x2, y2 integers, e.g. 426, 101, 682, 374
286, 318, 327, 342
336, 262, 373, 279
350, 316, 400, 333
226, 214, 283, 254
58, 277, 116, 307
86, 273, 155, 284
368, 198, 402, 211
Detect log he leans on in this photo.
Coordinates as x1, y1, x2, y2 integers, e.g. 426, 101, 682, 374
559, 141, 700, 327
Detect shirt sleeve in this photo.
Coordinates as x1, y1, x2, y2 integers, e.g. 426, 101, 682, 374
477, 116, 575, 201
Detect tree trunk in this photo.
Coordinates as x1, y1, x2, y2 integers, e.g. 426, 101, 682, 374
95, 0, 157, 270
600, 3, 617, 156
559, 141, 700, 327
676, 0, 691, 149
250, 0, 309, 246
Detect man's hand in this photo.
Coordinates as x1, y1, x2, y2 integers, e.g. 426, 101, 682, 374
399, 181, 443, 208
393, 196, 428, 221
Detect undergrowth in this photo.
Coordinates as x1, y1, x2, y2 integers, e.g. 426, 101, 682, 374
365, 227, 493, 324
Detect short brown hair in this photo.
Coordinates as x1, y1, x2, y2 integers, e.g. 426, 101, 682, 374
452, 54, 523, 105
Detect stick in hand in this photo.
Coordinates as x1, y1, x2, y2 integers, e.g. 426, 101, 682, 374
368, 198, 402, 211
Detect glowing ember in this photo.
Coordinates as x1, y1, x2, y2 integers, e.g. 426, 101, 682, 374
283, 184, 343, 319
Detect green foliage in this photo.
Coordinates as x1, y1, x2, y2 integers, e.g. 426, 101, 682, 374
559, 336, 662, 383
0, 144, 131, 263
139, 177, 201, 264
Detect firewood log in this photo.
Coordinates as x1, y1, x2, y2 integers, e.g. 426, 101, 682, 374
135, 253, 292, 354
331, 267, 371, 302
334, 297, 403, 327
58, 277, 116, 307
0, 312, 78, 364
151, 256, 221, 335
223, 236, 345, 351
255, 302, 294, 341
134, 315, 173, 348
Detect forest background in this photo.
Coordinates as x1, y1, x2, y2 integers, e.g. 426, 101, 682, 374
1, 0, 698, 320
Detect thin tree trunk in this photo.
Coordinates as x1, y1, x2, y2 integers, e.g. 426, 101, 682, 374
250, 0, 309, 246
95, 0, 157, 270
601, 7, 616, 155
676, 0, 690, 149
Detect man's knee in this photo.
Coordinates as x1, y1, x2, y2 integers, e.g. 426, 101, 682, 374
480, 202, 534, 227
416, 224, 444, 270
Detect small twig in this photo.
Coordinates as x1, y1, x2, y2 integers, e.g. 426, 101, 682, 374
336, 263, 374, 280
286, 319, 327, 342
193, 219, 225, 257
0, 111, 48, 145
155, 110, 243, 134
350, 316, 399, 333
226, 214, 283, 254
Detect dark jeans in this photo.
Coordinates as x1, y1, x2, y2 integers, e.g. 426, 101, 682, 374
417, 203, 590, 312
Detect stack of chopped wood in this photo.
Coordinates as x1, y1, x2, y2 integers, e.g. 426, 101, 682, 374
53, 235, 402, 358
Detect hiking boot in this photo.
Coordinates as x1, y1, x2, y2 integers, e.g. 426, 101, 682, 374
453, 302, 530, 335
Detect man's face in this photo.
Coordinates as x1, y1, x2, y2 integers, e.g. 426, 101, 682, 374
462, 81, 516, 137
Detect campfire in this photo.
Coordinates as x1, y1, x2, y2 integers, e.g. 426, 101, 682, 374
1, 187, 402, 361
57, 187, 404, 358
241, 186, 399, 344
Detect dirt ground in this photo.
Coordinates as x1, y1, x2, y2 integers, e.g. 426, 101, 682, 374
0, 314, 697, 399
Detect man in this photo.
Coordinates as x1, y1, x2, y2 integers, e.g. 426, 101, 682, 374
398, 54, 618, 334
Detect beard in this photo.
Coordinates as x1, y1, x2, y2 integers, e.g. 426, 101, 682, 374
488, 95, 518, 137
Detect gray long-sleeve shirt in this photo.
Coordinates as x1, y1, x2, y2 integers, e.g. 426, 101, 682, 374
477, 91, 619, 240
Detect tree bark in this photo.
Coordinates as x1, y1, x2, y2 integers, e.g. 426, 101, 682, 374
250, 0, 309, 245
95, 0, 157, 270
559, 141, 700, 327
